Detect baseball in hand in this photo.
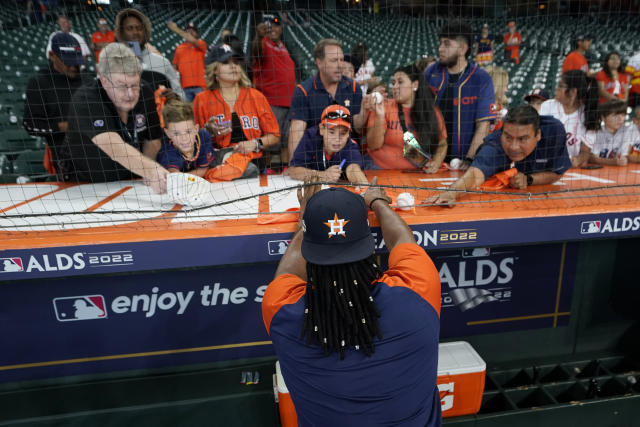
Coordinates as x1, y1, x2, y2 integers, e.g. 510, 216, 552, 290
449, 158, 462, 170
396, 192, 415, 211
371, 92, 383, 105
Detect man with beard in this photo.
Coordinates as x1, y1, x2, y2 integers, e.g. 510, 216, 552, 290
288, 39, 366, 156
424, 20, 496, 170
24, 33, 90, 174
114, 8, 184, 99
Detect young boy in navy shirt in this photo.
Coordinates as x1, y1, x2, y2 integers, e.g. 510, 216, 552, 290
157, 100, 215, 176
289, 105, 368, 185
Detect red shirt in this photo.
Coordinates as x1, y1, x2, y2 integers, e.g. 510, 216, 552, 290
172, 40, 207, 90
503, 32, 521, 51
253, 37, 296, 107
562, 51, 588, 74
595, 70, 630, 103
91, 30, 115, 63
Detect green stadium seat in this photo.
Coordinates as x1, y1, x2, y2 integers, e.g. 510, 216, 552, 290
12, 149, 47, 176
0, 129, 44, 152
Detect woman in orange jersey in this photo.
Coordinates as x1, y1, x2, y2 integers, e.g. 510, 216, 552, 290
365, 62, 447, 172
192, 45, 279, 163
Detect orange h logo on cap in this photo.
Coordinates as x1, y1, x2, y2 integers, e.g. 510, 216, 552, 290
324, 213, 349, 238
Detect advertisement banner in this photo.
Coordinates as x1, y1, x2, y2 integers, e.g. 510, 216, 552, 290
0, 243, 576, 383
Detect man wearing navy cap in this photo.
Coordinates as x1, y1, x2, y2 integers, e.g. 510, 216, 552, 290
262, 177, 442, 426
24, 33, 89, 174
524, 88, 550, 112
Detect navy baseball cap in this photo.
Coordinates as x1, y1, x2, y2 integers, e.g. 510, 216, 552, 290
51, 33, 85, 66
301, 188, 375, 265
205, 44, 238, 66
524, 88, 550, 102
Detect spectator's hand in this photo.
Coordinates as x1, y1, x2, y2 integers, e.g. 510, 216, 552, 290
256, 22, 268, 38
570, 156, 587, 168
234, 140, 258, 155
145, 166, 169, 194
425, 191, 456, 208
424, 160, 441, 174
322, 165, 342, 182
297, 175, 321, 218
167, 21, 179, 32
372, 85, 388, 99
616, 155, 628, 166
57, 121, 68, 132
205, 117, 232, 138
509, 172, 528, 190
459, 158, 472, 171
362, 94, 373, 112
363, 176, 391, 209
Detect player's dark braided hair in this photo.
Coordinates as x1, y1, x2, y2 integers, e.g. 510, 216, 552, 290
301, 254, 383, 359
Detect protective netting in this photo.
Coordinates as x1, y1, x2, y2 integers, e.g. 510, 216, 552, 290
1, 1, 640, 233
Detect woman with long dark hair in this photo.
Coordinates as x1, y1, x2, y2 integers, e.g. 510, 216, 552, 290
595, 51, 630, 104
366, 63, 447, 172
540, 70, 600, 167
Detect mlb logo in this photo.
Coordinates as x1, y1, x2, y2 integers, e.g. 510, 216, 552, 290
581, 221, 601, 234
53, 295, 108, 322
0, 257, 23, 273
268, 240, 290, 255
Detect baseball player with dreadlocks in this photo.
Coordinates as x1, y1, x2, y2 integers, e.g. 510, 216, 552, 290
262, 177, 442, 426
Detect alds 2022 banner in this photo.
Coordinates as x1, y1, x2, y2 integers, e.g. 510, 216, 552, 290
0, 243, 576, 383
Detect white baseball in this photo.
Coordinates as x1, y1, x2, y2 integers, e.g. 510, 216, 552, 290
371, 92, 383, 105
396, 192, 415, 211
449, 158, 462, 170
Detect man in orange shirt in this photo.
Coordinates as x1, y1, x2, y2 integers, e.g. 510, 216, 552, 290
503, 20, 521, 65
90, 18, 115, 63
170, 21, 207, 101
562, 34, 592, 75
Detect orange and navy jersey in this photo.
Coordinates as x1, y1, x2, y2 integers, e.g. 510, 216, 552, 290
262, 243, 442, 426
192, 87, 280, 148
91, 30, 115, 63
562, 51, 588, 74
624, 62, 640, 95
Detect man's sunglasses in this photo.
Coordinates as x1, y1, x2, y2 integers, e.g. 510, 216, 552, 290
324, 110, 352, 123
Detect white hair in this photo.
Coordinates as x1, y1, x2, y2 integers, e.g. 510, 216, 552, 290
97, 43, 142, 77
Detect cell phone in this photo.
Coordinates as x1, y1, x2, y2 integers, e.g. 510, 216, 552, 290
581, 164, 604, 170
126, 41, 142, 58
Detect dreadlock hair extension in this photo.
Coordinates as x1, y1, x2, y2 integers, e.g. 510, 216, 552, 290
301, 254, 383, 359
561, 70, 601, 131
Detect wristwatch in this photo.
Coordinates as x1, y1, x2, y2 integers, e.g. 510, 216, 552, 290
255, 138, 263, 152
526, 174, 534, 186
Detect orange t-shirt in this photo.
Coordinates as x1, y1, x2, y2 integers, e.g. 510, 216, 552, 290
172, 40, 207, 89
595, 70, 630, 103
192, 87, 280, 148
503, 32, 521, 51
366, 99, 447, 169
562, 51, 588, 74
91, 30, 115, 63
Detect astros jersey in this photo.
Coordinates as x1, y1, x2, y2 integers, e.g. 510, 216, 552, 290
192, 87, 280, 148
262, 243, 442, 427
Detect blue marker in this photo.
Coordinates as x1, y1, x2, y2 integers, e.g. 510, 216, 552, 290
339, 159, 347, 170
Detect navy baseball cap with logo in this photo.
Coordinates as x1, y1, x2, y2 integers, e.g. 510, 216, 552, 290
301, 188, 375, 265
51, 33, 85, 66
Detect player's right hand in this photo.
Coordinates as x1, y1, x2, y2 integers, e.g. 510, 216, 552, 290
322, 165, 342, 182
425, 191, 456, 208
363, 176, 391, 208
